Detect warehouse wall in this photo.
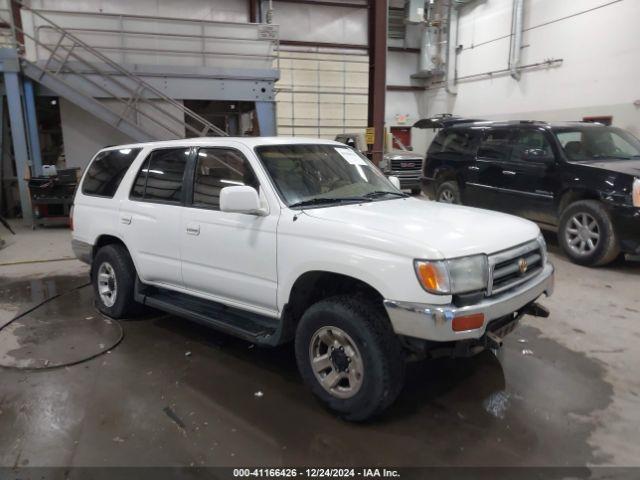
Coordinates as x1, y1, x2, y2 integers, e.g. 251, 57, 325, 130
425, 0, 640, 139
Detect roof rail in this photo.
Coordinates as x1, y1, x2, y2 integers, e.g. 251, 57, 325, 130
413, 114, 486, 129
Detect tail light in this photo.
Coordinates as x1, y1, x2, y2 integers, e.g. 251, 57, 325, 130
633, 178, 640, 207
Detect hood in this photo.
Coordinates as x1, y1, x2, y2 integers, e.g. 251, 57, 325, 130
302, 197, 540, 259
385, 150, 424, 160
573, 159, 640, 177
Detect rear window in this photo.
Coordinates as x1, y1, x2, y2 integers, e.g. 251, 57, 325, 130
428, 130, 478, 156
82, 148, 141, 197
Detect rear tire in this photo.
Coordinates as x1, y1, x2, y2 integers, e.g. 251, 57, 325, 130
92, 244, 140, 318
295, 295, 405, 421
558, 200, 620, 267
436, 180, 461, 204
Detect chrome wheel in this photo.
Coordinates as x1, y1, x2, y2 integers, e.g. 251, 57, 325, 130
439, 188, 455, 203
565, 212, 600, 255
97, 261, 118, 307
309, 326, 364, 399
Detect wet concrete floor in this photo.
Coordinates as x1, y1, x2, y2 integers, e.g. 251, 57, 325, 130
0, 270, 617, 468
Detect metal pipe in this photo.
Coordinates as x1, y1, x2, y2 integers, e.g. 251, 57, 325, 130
445, 2, 459, 95
509, 0, 524, 80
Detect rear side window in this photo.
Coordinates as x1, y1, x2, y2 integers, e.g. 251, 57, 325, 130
192, 148, 259, 210
130, 148, 190, 204
81, 148, 141, 197
428, 130, 477, 156
477, 129, 512, 161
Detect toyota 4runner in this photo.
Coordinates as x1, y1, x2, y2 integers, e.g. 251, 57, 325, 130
72, 137, 554, 420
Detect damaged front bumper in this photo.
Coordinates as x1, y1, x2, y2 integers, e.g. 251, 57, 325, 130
384, 263, 555, 342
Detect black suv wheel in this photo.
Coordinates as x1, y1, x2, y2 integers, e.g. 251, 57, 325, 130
295, 295, 405, 421
436, 180, 461, 204
92, 244, 140, 318
558, 200, 620, 266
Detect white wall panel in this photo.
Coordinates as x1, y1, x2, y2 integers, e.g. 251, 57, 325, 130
424, 0, 640, 137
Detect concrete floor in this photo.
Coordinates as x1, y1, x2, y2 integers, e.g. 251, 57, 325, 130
0, 220, 639, 469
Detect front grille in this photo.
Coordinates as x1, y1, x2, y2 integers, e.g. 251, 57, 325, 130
390, 158, 423, 171
487, 241, 543, 296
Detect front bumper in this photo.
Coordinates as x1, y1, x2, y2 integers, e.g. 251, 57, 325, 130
384, 262, 554, 342
387, 171, 422, 189
610, 204, 640, 254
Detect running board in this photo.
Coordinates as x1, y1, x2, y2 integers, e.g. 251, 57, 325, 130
135, 282, 279, 345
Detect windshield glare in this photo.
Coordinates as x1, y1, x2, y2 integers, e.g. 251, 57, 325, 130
256, 144, 400, 207
554, 126, 640, 161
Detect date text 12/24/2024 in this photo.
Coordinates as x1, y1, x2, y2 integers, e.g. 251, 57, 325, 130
233, 469, 401, 478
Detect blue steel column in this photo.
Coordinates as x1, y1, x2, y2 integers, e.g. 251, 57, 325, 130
23, 78, 42, 176
255, 101, 276, 136
3, 68, 33, 225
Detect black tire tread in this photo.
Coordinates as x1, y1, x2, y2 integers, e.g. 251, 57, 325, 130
295, 294, 405, 421
559, 200, 620, 267
92, 243, 140, 318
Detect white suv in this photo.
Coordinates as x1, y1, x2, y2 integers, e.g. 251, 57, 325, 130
72, 137, 554, 420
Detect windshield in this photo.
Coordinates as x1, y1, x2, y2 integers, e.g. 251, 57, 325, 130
256, 144, 403, 208
553, 126, 640, 161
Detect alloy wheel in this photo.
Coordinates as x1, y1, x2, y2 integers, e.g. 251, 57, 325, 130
97, 261, 118, 307
439, 189, 455, 203
309, 326, 364, 399
565, 212, 600, 255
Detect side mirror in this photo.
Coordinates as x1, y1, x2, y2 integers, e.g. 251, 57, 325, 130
388, 176, 401, 190
220, 186, 267, 215
523, 148, 555, 164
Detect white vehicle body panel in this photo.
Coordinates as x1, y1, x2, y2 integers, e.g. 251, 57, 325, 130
72, 137, 551, 343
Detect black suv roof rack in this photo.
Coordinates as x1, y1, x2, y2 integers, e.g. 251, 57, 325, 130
413, 114, 486, 129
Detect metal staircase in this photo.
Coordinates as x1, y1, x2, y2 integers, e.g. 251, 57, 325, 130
0, 3, 227, 141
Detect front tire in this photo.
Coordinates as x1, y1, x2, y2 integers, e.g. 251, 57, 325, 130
92, 244, 140, 318
295, 295, 405, 421
558, 200, 620, 266
436, 180, 461, 204
410, 188, 421, 196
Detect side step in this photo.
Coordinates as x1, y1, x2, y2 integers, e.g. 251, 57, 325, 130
135, 283, 280, 345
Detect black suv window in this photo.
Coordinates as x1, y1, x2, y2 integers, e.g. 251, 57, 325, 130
192, 148, 259, 210
478, 129, 512, 161
131, 148, 189, 204
428, 130, 477, 156
82, 148, 141, 197
511, 129, 553, 162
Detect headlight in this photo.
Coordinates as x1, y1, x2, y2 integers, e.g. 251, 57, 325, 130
633, 178, 640, 207
414, 255, 488, 295
379, 159, 390, 173
537, 232, 548, 265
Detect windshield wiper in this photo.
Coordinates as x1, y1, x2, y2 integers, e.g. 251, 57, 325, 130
363, 190, 409, 198
289, 197, 372, 208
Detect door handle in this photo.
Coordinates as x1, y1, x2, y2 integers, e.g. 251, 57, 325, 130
468, 165, 480, 171
186, 225, 200, 236
502, 170, 516, 176
120, 215, 132, 225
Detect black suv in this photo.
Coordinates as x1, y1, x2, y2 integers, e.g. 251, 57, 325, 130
419, 119, 640, 267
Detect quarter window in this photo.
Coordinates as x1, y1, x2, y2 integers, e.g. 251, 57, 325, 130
428, 130, 477, 156
192, 148, 259, 210
130, 148, 189, 203
82, 148, 141, 197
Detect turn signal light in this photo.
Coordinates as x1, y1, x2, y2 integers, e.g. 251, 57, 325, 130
415, 261, 450, 293
452, 313, 485, 332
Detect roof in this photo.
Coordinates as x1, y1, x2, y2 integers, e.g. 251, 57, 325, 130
100, 136, 344, 151
444, 120, 608, 130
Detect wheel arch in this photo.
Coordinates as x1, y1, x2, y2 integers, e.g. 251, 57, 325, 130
557, 188, 601, 215
280, 270, 387, 342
